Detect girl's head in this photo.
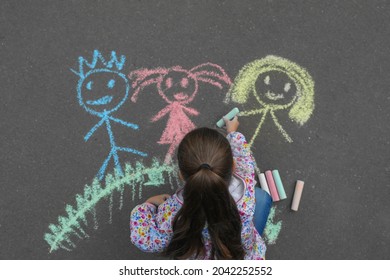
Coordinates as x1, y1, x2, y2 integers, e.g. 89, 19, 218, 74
165, 127, 244, 259
177, 127, 233, 183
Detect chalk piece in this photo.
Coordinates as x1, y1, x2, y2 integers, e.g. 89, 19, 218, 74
216, 107, 239, 128
265, 170, 280, 202
272, 170, 287, 200
291, 180, 304, 211
259, 173, 270, 195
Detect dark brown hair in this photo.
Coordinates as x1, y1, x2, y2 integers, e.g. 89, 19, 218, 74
164, 127, 245, 259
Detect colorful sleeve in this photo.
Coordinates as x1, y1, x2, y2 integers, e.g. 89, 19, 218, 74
130, 202, 172, 252
226, 132, 256, 180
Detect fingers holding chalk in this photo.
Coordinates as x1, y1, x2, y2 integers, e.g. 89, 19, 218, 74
223, 115, 238, 123
217, 107, 239, 128
224, 115, 239, 133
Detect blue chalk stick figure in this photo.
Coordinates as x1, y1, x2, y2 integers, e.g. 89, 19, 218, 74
72, 50, 147, 180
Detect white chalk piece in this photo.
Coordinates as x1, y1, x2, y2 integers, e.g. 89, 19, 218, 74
291, 180, 304, 211
259, 173, 270, 195
216, 107, 240, 128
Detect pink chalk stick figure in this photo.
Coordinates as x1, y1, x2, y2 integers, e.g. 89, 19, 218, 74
130, 63, 231, 163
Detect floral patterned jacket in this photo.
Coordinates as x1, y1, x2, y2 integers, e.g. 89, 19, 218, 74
130, 131, 266, 259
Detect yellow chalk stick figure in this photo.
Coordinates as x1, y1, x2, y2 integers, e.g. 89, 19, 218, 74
226, 55, 315, 146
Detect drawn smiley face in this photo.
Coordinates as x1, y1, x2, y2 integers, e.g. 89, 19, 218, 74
159, 70, 198, 104
254, 71, 298, 109
78, 69, 129, 115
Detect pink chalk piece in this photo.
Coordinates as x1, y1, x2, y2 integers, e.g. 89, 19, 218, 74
265, 170, 280, 202
291, 180, 304, 211
129, 63, 232, 163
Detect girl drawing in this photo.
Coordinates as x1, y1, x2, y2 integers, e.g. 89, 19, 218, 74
130, 63, 231, 163
226, 55, 315, 146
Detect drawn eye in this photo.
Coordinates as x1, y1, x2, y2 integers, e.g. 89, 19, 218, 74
181, 78, 189, 88
165, 77, 173, 88
86, 81, 93, 90
107, 79, 115, 89
264, 75, 270, 85
284, 82, 291, 92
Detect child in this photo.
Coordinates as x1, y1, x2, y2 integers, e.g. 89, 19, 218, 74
130, 116, 272, 259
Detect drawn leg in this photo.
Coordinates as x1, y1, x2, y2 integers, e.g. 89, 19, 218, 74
247, 109, 269, 147
164, 142, 178, 164
97, 151, 114, 181
112, 148, 124, 177
270, 111, 293, 143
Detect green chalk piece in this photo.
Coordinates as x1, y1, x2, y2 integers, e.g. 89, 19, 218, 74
272, 170, 287, 200
216, 107, 240, 128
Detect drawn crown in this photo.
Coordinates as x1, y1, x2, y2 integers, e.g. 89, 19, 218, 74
71, 50, 126, 78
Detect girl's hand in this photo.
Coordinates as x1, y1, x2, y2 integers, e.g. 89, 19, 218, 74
145, 194, 170, 206
224, 115, 239, 133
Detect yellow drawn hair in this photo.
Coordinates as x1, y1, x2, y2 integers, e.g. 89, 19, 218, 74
227, 55, 315, 125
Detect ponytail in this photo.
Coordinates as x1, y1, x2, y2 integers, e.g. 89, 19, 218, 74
164, 127, 245, 259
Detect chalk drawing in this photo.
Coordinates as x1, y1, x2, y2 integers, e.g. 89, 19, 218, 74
44, 158, 177, 253
129, 63, 232, 163
263, 206, 282, 245
71, 50, 147, 180
226, 55, 315, 146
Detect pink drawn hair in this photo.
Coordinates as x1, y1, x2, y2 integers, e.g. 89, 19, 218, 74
129, 63, 232, 103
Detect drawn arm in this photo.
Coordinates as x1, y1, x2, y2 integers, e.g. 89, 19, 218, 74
108, 116, 139, 130
182, 106, 199, 116
84, 118, 106, 142
270, 110, 293, 143
239, 108, 266, 117
151, 105, 172, 122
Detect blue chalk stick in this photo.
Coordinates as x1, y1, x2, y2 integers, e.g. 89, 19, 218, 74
216, 107, 240, 128
272, 170, 287, 200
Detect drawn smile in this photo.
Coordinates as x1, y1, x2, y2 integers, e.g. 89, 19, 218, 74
174, 92, 189, 101
86, 95, 113, 106
265, 91, 284, 101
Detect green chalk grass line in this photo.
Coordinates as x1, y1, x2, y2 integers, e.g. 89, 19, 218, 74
263, 206, 282, 245
44, 158, 177, 253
